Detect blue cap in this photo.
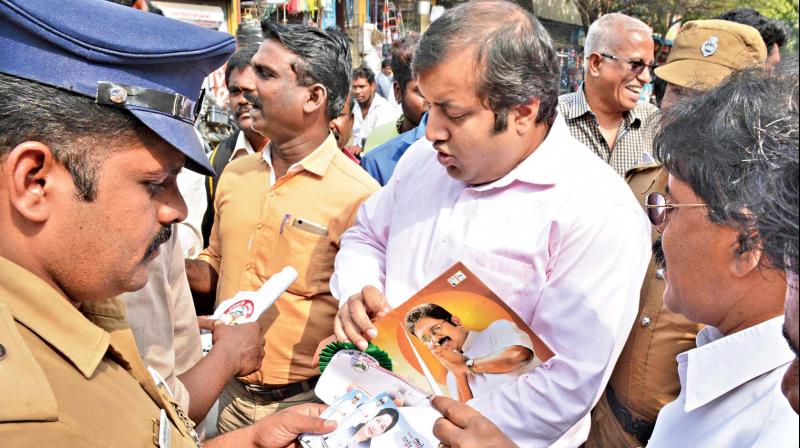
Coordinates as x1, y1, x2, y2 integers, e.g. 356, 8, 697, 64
0, 0, 236, 176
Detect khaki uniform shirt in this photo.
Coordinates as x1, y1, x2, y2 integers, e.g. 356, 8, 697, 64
586, 164, 703, 447
198, 133, 379, 385
0, 257, 197, 447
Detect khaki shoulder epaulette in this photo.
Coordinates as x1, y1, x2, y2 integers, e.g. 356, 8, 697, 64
0, 302, 58, 423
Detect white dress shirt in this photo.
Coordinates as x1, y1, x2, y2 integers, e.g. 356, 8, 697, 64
330, 114, 651, 446
648, 316, 798, 447
446, 320, 538, 400
352, 93, 399, 147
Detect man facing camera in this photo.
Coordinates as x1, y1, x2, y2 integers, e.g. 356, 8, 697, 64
186, 22, 379, 434
406, 304, 536, 402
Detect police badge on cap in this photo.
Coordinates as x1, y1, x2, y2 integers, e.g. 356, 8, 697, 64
702, 36, 718, 57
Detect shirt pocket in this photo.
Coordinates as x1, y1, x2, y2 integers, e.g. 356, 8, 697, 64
277, 219, 336, 297
459, 245, 541, 322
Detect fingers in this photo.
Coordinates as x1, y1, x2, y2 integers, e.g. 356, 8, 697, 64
362, 286, 390, 317
197, 316, 218, 331
340, 303, 370, 351
433, 416, 463, 447
333, 312, 350, 343
312, 335, 336, 368
282, 413, 337, 436
286, 403, 329, 418
432, 396, 479, 428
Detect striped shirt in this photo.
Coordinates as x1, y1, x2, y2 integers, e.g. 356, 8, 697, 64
558, 86, 659, 176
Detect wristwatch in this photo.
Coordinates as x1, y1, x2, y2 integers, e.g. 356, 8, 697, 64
466, 358, 476, 374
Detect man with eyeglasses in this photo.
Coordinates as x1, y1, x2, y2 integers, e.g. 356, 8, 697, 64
558, 13, 659, 177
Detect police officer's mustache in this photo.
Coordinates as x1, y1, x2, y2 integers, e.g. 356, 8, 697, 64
243, 91, 263, 109
142, 225, 172, 262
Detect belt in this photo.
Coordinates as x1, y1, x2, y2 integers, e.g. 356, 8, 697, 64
606, 386, 655, 445
241, 376, 319, 402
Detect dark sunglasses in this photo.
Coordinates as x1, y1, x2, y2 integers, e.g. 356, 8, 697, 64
644, 192, 707, 228
600, 53, 655, 75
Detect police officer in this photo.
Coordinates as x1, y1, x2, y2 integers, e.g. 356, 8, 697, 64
586, 20, 768, 447
0, 0, 334, 446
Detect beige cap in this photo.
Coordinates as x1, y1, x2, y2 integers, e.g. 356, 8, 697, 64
655, 19, 767, 90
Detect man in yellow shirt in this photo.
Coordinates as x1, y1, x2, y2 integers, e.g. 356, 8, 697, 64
186, 22, 379, 433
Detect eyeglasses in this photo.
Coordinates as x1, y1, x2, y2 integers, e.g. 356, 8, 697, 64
645, 192, 707, 228
599, 53, 655, 75
420, 320, 447, 345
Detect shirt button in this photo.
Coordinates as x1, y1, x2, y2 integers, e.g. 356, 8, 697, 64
655, 268, 665, 280
256, 223, 263, 230
0, 343, 6, 360
246, 264, 254, 272
640, 316, 652, 327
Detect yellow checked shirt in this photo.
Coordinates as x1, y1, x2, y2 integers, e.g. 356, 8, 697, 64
0, 257, 197, 447
198, 133, 379, 385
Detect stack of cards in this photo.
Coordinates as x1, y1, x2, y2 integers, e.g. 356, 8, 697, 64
301, 351, 441, 448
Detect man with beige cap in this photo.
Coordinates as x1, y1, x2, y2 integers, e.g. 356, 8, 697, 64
656, 19, 767, 109
585, 20, 767, 448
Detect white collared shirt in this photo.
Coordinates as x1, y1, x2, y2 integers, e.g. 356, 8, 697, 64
446, 320, 539, 400
352, 94, 399, 147
229, 130, 257, 162
331, 114, 651, 446
648, 316, 798, 447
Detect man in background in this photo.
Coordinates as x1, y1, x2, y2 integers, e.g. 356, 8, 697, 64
375, 58, 395, 103
558, 13, 659, 176
717, 7, 787, 67
201, 45, 269, 250
350, 66, 398, 156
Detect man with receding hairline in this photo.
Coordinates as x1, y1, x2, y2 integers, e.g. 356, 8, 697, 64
330, 1, 650, 445
558, 13, 659, 176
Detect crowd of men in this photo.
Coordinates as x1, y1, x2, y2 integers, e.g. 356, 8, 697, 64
0, 0, 797, 447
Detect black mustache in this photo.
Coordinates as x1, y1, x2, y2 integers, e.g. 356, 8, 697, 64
436, 335, 452, 347
243, 92, 262, 109
235, 105, 253, 117
652, 237, 666, 270
143, 225, 172, 261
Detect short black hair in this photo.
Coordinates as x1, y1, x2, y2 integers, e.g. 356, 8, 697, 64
261, 21, 352, 119
0, 74, 147, 201
353, 407, 400, 435
413, 1, 560, 132
224, 45, 259, 86
716, 8, 787, 49
654, 64, 798, 260
405, 303, 455, 335
381, 58, 391, 69
353, 66, 375, 85
390, 33, 421, 93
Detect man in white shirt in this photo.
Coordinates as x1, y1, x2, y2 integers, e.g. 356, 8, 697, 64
329, 2, 650, 446
350, 66, 399, 155
642, 66, 799, 446
405, 304, 536, 402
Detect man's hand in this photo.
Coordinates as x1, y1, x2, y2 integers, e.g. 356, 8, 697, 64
201, 318, 265, 377
249, 404, 336, 448
431, 346, 470, 375
432, 396, 518, 448
333, 286, 390, 351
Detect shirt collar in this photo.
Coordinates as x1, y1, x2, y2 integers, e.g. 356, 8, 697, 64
401, 113, 429, 145
471, 113, 571, 191
462, 330, 479, 353
0, 256, 112, 379
682, 316, 793, 412
229, 130, 256, 162
261, 133, 340, 179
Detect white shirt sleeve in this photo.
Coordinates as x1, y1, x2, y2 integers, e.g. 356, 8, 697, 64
484, 320, 534, 353
176, 167, 207, 259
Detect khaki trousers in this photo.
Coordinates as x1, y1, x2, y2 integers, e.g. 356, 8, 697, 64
216, 378, 321, 434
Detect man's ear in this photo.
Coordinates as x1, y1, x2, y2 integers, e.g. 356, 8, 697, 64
4, 141, 59, 223
511, 97, 541, 135
587, 53, 605, 78
392, 81, 402, 104
451, 316, 463, 327
304, 84, 328, 115
731, 240, 763, 278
